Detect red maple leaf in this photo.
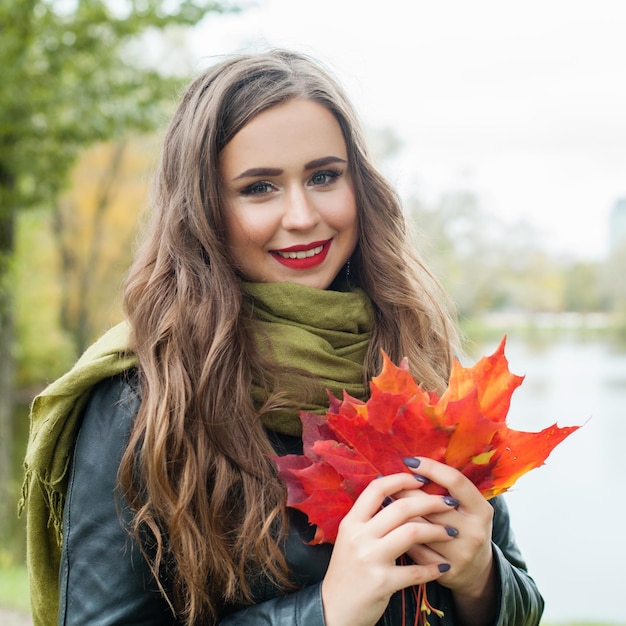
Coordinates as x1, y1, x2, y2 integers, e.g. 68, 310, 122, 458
273, 336, 580, 544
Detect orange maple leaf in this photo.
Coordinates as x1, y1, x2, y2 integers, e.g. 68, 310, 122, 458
274, 336, 580, 544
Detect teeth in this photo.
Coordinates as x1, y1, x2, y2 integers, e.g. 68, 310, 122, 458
277, 244, 324, 259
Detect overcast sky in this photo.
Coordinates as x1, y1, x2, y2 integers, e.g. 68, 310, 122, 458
186, 0, 626, 260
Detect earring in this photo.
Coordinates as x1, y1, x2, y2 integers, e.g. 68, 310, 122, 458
345, 260, 351, 281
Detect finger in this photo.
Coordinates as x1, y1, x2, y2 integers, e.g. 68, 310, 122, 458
385, 560, 452, 593
347, 473, 428, 521
402, 457, 483, 507
380, 518, 455, 560
406, 542, 448, 567
372, 492, 461, 538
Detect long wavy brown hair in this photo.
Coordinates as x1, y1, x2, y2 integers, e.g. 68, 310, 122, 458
119, 49, 460, 624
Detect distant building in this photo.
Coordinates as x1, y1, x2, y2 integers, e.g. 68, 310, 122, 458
609, 197, 626, 254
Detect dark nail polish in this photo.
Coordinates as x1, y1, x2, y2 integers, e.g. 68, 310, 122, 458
438, 563, 451, 573
445, 526, 459, 537
381, 496, 393, 507
443, 495, 460, 508
403, 457, 421, 469
413, 474, 430, 484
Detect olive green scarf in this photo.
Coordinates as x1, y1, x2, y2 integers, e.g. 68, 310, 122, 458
243, 281, 372, 434
19, 281, 372, 626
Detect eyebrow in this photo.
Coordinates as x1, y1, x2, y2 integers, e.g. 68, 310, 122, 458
233, 156, 347, 181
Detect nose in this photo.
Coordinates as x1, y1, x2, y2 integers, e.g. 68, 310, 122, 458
281, 186, 320, 231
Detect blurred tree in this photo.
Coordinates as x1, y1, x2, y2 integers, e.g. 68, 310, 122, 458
52, 136, 158, 354
409, 190, 508, 316
563, 261, 605, 313
0, 0, 237, 543
15, 210, 76, 390
408, 189, 564, 318
601, 242, 626, 334
495, 221, 564, 313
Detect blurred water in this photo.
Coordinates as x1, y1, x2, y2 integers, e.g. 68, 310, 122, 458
471, 336, 626, 625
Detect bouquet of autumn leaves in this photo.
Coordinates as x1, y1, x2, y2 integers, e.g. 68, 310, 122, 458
273, 337, 579, 624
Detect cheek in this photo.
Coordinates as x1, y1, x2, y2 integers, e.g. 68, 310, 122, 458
225, 207, 272, 248
334, 190, 359, 233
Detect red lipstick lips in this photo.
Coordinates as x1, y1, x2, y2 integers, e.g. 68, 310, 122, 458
271, 239, 331, 270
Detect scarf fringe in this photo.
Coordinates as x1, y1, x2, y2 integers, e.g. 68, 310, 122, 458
19, 469, 68, 548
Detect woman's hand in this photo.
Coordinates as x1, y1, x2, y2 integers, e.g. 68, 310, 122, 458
400, 457, 497, 626
320, 472, 457, 626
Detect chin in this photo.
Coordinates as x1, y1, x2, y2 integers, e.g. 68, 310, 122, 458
288, 275, 334, 290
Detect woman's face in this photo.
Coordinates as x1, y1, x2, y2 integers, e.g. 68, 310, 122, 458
220, 99, 358, 289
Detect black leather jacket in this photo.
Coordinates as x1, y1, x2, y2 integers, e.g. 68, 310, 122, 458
58, 375, 544, 625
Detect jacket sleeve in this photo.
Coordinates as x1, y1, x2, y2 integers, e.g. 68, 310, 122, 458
218, 583, 326, 625
490, 496, 545, 626
59, 374, 328, 626
58, 375, 179, 626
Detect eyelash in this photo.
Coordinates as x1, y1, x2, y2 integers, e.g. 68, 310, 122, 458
241, 181, 274, 196
239, 168, 343, 196
310, 168, 342, 186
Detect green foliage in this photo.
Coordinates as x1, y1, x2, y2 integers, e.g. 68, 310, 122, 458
15, 210, 76, 387
562, 262, 605, 312
405, 183, 626, 346
0, 0, 238, 211
0, 564, 30, 612
0, 0, 239, 548
408, 190, 563, 317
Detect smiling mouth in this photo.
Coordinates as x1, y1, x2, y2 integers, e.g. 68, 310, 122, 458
271, 239, 331, 269
275, 244, 325, 260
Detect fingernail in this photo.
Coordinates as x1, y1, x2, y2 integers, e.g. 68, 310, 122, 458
438, 563, 451, 573
381, 496, 393, 507
403, 457, 421, 469
443, 495, 461, 508
413, 474, 430, 484
445, 526, 459, 537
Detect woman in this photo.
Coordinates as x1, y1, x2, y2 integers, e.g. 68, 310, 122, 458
23, 49, 543, 626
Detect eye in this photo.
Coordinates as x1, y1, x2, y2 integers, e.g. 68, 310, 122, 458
309, 169, 341, 186
241, 181, 275, 196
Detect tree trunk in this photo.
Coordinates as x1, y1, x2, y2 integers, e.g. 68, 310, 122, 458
53, 140, 127, 355
0, 199, 15, 540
